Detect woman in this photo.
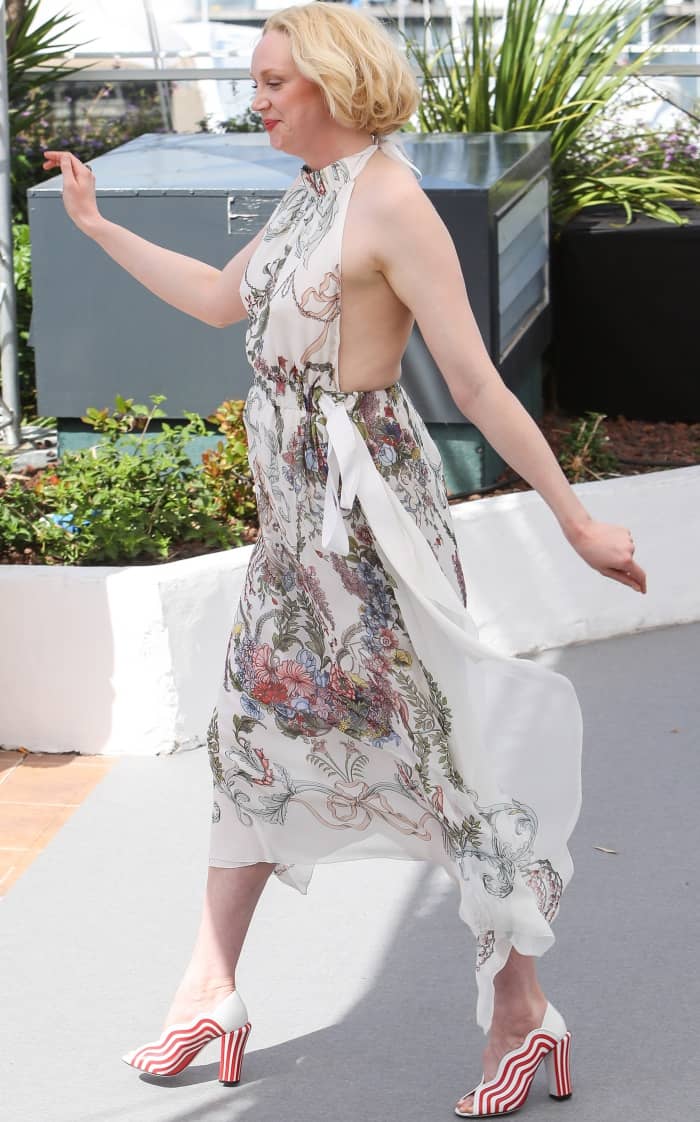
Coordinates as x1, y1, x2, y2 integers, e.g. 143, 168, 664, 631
44, 3, 645, 1115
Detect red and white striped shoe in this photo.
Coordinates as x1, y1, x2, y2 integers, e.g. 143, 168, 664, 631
122, 990, 252, 1086
454, 1002, 572, 1117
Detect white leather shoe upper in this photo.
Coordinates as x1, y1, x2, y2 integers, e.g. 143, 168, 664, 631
541, 1001, 567, 1041
212, 990, 249, 1032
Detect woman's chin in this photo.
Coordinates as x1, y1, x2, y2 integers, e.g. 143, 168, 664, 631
266, 126, 286, 149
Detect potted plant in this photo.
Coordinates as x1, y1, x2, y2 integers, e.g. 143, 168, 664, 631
551, 114, 700, 421
405, 0, 700, 421
407, 0, 700, 223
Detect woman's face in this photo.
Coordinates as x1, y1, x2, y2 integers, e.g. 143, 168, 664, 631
250, 31, 330, 157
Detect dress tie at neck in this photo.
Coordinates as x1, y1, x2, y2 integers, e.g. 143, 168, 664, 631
372, 133, 423, 178
300, 134, 422, 196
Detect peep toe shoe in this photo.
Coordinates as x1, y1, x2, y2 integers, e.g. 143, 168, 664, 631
122, 990, 252, 1085
455, 1002, 572, 1118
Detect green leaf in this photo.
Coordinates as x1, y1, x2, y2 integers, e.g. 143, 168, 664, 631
405, 1, 695, 226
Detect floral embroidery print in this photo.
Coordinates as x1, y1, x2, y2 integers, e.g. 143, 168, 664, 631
209, 141, 582, 1032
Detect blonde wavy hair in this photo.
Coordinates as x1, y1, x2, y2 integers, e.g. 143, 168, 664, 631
262, 2, 419, 136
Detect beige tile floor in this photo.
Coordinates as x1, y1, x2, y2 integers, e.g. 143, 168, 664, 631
0, 749, 115, 894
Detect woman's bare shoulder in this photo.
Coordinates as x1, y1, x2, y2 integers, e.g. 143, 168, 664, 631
355, 149, 443, 258
358, 149, 433, 220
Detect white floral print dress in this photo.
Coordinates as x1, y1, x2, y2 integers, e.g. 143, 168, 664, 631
207, 137, 582, 1031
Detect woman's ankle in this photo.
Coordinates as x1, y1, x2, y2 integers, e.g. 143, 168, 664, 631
163, 978, 236, 1030
490, 990, 548, 1033
175, 975, 236, 1003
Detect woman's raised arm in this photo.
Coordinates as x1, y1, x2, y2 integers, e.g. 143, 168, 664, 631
42, 150, 263, 328
375, 177, 647, 594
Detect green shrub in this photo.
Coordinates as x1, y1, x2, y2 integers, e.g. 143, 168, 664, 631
11, 221, 36, 415
0, 452, 42, 555
0, 395, 258, 566
201, 400, 258, 528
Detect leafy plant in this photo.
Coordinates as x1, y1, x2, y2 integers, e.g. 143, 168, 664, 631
557, 412, 619, 483
584, 122, 700, 177
10, 221, 36, 413
557, 118, 700, 223
0, 395, 259, 566
6, 0, 84, 118
201, 400, 258, 528
6, 0, 89, 213
406, 0, 700, 224
0, 452, 42, 555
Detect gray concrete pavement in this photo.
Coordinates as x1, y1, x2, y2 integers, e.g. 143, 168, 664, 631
2, 622, 699, 1122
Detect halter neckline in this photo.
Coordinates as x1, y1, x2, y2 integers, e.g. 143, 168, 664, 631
300, 135, 421, 196
300, 142, 377, 196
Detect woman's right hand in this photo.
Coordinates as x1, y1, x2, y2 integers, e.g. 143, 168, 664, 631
42, 150, 102, 234
565, 518, 647, 594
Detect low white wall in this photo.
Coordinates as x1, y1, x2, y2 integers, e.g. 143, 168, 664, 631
1, 466, 698, 756
453, 464, 700, 655
0, 546, 252, 757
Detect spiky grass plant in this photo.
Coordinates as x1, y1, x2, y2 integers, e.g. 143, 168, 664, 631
6, 0, 89, 215
406, 0, 700, 225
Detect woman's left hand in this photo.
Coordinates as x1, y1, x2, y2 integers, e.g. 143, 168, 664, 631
566, 520, 647, 593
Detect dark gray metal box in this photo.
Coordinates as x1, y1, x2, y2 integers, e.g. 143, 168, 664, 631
28, 131, 550, 489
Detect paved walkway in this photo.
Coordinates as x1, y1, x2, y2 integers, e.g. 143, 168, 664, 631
2, 622, 698, 1122
0, 751, 114, 893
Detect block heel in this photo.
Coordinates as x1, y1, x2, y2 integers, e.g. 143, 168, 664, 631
218, 1021, 252, 1085
544, 1030, 572, 1100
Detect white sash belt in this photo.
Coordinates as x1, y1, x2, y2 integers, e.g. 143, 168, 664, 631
318, 392, 482, 653
316, 391, 582, 1034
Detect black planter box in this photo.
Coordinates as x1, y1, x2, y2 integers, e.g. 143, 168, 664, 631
552, 203, 700, 423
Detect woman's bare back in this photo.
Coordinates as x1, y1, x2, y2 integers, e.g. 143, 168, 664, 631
336, 149, 417, 394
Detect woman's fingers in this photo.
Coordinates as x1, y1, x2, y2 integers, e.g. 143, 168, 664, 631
41, 150, 101, 232
633, 559, 647, 594
59, 153, 77, 185
42, 150, 77, 182
617, 557, 647, 594
601, 559, 647, 594
42, 151, 92, 182
573, 520, 647, 594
